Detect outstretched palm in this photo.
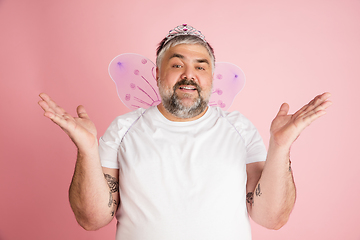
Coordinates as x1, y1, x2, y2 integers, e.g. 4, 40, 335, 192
38, 93, 98, 150
270, 92, 332, 148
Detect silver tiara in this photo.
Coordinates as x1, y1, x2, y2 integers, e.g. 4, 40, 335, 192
164, 24, 206, 45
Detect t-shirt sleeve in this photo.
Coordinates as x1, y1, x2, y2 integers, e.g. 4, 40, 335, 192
99, 109, 146, 169
242, 120, 267, 164
98, 117, 122, 169
227, 111, 267, 164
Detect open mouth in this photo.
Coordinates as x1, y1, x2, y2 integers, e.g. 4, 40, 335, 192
173, 79, 200, 93
179, 85, 197, 91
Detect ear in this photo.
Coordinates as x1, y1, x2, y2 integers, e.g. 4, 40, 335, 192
156, 67, 159, 86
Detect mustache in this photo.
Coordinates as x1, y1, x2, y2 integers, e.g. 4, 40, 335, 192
173, 79, 201, 92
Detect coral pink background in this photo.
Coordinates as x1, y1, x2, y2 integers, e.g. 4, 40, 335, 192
1, 0, 359, 239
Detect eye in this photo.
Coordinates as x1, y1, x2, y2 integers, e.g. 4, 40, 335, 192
196, 66, 205, 70
172, 64, 182, 68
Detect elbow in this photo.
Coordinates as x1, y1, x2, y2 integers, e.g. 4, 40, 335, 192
264, 214, 290, 230
69, 197, 113, 231
265, 198, 296, 230
251, 208, 291, 230
269, 218, 289, 230
78, 220, 103, 231
70, 203, 112, 231
252, 215, 290, 230
75, 215, 111, 231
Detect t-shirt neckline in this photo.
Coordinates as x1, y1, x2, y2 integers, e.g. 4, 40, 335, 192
153, 105, 212, 126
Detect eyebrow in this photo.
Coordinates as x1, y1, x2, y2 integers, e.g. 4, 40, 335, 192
196, 59, 210, 65
169, 53, 184, 60
169, 53, 210, 65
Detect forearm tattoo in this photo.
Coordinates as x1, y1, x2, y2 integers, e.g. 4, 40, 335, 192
247, 183, 262, 207
104, 173, 119, 216
104, 174, 119, 193
289, 158, 292, 172
108, 192, 113, 208
255, 183, 262, 197
246, 192, 254, 206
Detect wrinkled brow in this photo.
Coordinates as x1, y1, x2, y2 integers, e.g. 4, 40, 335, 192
169, 53, 184, 60
169, 53, 210, 65
196, 59, 210, 65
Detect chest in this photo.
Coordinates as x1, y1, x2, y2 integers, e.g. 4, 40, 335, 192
118, 118, 247, 187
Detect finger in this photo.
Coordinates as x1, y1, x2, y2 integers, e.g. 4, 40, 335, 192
40, 107, 67, 126
301, 109, 327, 126
39, 94, 76, 124
292, 99, 319, 119
38, 99, 61, 120
292, 103, 309, 119
77, 105, 90, 119
293, 92, 331, 119
301, 100, 332, 120
39, 93, 66, 115
38, 99, 51, 112
39, 93, 55, 109
303, 92, 331, 112
276, 103, 290, 117
320, 92, 332, 100
39, 92, 50, 101
294, 100, 332, 129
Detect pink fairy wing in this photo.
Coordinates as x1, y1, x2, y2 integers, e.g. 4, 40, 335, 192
108, 53, 161, 110
109, 54, 245, 111
209, 62, 246, 110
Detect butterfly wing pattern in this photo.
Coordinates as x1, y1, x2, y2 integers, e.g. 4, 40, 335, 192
109, 54, 245, 111
109, 53, 161, 110
209, 62, 246, 110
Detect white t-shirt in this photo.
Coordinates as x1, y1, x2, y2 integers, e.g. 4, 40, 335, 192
99, 106, 267, 240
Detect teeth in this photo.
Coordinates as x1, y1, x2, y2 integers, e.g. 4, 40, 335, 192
180, 86, 196, 90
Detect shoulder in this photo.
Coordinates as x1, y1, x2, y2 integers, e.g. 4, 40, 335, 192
210, 107, 262, 143
210, 108, 266, 163
101, 107, 149, 141
109, 107, 148, 129
209, 107, 254, 129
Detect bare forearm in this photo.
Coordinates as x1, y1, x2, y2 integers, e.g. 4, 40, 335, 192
69, 148, 114, 230
249, 140, 296, 229
38, 94, 118, 230
248, 92, 331, 229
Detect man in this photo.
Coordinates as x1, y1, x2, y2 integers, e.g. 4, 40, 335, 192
38, 24, 332, 239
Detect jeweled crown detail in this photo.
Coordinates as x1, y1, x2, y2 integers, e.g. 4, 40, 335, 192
164, 24, 206, 45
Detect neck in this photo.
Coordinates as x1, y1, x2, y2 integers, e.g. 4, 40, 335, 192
157, 103, 208, 122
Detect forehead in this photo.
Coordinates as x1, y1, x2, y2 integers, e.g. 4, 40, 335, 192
163, 43, 212, 62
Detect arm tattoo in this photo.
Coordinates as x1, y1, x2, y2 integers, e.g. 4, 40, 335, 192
108, 192, 113, 207
104, 173, 119, 216
104, 173, 119, 193
255, 183, 262, 197
289, 158, 292, 172
246, 192, 254, 206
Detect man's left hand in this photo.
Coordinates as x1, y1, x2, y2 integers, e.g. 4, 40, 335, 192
270, 92, 332, 148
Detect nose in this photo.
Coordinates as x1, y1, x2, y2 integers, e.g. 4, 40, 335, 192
180, 66, 196, 81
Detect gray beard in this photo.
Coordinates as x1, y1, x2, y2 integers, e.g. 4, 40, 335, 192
159, 78, 210, 119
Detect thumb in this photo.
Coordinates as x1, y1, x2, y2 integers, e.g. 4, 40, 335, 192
77, 105, 90, 119
276, 103, 290, 117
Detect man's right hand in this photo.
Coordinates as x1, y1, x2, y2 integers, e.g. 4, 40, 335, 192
38, 93, 98, 151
